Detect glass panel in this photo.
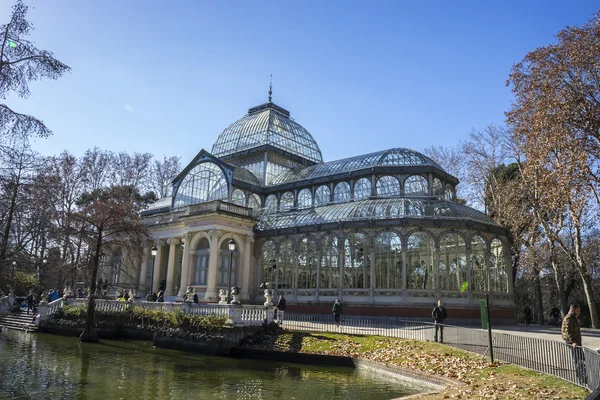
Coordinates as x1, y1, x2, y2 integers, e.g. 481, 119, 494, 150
280, 191, 294, 211
490, 239, 508, 292
321, 234, 339, 289
404, 175, 428, 196
173, 162, 228, 207
265, 194, 278, 210
277, 240, 295, 290
343, 233, 370, 289
298, 237, 317, 289
260, 241, 277, 285
439, 233, 467, 291
248, 193, 261, 212
406, 233, 435, 290
376, 176, 400, 197
315, 185, 330, 206
298, 189, 312, 209
353, 178, 371, 200
193, 238, 210, 285
231, 189, 246, 206
334, 182, 351, 204
218, 240, 238, 286
444, 184, 454, 201
433, 178, 443, 197
471, 236, 488, 292
374, 232, 403, 289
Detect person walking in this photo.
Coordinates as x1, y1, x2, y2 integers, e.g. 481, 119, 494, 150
26, 291, 34, 315
561, 304, 587, 385
332, 299, 343, 327
550, 307, 561, 327
431, 299, 447, 343
275, 294, 287, 321
524, 306, 532, 326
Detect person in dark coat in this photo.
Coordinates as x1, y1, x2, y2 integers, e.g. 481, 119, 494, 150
431, 299, 447, 343
193, 292, 199, 304
332, 299, 343, 327
274, 294, 287, 320
550, 307, 561, 327
524, 306, 532, 326
156, 290, 164, 303
561, 304, 587, 385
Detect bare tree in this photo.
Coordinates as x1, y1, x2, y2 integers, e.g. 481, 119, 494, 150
0, 0, 70, 139
151, 156, 181, 198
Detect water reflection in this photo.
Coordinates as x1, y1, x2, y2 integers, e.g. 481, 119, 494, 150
0, 330, 420, 399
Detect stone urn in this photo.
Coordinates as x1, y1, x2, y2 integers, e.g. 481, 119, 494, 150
184, 286, 194, 303
218, 288, 228, 305
263, 288, 273, 307
230, 286, 241, 305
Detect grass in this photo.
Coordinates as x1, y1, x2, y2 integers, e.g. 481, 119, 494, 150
241, 328, 589, 399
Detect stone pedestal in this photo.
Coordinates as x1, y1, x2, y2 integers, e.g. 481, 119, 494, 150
231, 286, 241, 305
263, 289, 273, 307
218, 289, 228, 305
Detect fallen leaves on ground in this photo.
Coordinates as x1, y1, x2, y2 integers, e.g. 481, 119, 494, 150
240, 328, 587, 399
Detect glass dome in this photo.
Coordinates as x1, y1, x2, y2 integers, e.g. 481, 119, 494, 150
211, 102, 323, 164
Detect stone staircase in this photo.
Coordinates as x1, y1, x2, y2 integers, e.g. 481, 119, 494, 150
0, 310, 38, 332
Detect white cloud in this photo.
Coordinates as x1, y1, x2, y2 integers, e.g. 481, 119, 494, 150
124, 104, 135, 112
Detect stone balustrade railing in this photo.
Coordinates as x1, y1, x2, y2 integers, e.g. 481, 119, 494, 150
40, 298, 273, 327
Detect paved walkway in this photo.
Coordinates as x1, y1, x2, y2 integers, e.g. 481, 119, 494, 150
492, 325, 600, 349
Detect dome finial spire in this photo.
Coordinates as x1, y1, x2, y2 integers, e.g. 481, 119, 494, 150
268, 74, 273, 103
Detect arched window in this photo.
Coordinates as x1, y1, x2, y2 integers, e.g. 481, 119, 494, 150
439, 233, 467, 291
280, 192, 294, 211
260, 241, 276, 284
404, 175, 428, 196
315, 185, 330, 206
174, 162, 228, 207
376, 176, 401, 197
406, 232, 435, 290
374, 232, 402, 289
231, 189, 246, 206
471, 236, 488, 292
248, 194, 261, 213
334, 182, 351, 203
193, 238, 210, 285
433, 178, 443, 197
490, 239, 508, 292
343, 233, 370, 289
277, 240, 295, 290
298, 189, 312, 209
320, 234, 339, 289
265, 194, 278, 210
218, 239, 238, 287
444, 184, 454, 201
353, 178, 371, 200
298, 237, 317, 289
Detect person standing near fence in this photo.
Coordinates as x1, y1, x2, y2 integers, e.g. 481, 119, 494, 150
561, 304, 587, 385
275, 294, 286, 321
431, 299, 447, 343
332, 299, 343, 327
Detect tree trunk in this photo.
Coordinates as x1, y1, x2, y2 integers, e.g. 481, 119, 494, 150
549, 241, 568, 317
572, 222, 599, 328
79, 227, 102, 343
533, 266, 544, 325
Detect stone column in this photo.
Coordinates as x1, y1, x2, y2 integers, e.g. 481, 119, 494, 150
177, 233, 193, 297
241, 235, 254, 301
204, 229, 222, 301
434, 244, 440, 299
139, 245, 150, 292
466, 245, 472, 303
165, 238, 180, 296
152, 240, 166, 294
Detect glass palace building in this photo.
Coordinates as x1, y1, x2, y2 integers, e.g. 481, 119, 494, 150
138, 97, 514, 321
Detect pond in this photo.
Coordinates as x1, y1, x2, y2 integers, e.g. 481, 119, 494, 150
0, 330, 422, 399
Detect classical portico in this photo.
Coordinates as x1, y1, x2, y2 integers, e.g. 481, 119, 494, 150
138, 204, 256, 301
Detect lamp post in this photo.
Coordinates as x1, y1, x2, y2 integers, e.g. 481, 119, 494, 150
150, 245, 158, 295
227, 239, 235, 304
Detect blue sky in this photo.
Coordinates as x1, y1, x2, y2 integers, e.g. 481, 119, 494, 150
1, 0, 598, 164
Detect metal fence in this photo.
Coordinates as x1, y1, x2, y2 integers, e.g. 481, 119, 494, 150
281, 313, 600, 391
